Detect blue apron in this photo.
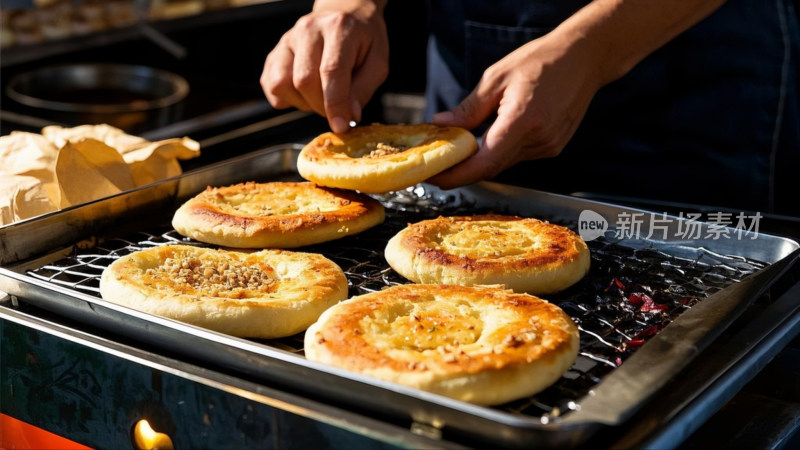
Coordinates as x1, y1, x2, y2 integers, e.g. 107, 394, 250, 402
423, 0, 800, 215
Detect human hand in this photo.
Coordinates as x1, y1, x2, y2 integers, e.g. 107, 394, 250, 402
427, 32, 604, 189
260, 0, 389, 133
428, 0, 729, 190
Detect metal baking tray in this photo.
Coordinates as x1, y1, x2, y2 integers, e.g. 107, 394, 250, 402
1, 144, 798, 448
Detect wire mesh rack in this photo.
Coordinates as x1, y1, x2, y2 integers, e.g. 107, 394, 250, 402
23, 186, 767, 422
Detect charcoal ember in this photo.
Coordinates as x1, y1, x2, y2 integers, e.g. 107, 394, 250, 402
639, 300, 669, 313
668, 284, 689, 296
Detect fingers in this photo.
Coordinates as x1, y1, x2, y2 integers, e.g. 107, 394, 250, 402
351, 36, 389, 121
261, 37, 311, 112
319, 26, 359, 133
427, 70, 512, 189
261, 16, 357, 128
291, 30, 326, 115
427, 35, 601, 191
432, 75, 501, 130
427, 114, 521, 189
261, 10, 389, 133
426, 145, 508, 190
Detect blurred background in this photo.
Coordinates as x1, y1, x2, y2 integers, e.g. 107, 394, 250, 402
0, 0, 428, 165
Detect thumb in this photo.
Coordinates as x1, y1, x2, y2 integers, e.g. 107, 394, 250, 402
432, 79, 500, 130
427, 93, 526, 189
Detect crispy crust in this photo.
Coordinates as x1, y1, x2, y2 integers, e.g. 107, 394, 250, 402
99, 245, 348, 338
172, 181, 385, 248
385, 215, 590, 294
297, 123, 478, 193
304, 284, 580, 405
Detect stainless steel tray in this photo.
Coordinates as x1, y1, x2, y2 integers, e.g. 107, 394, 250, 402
1, 144, 798, 448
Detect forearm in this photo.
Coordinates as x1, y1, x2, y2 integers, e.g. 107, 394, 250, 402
553, 0, 727, 87
313, 0, 387, 15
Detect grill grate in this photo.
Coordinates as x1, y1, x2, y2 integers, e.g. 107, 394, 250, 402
25, 186, 767, 421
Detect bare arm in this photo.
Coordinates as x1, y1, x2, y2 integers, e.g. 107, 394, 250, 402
260, 0, 389, 133
428, 0, 728, 189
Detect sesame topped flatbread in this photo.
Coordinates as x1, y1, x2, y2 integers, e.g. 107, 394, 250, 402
99, 245, 348, 338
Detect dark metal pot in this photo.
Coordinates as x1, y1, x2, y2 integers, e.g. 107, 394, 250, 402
6, 63, 189, 134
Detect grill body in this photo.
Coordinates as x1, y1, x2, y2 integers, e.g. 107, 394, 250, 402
1, 145, 799, 448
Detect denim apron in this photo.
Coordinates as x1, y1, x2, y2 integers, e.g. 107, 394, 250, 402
424, 0, 800, 215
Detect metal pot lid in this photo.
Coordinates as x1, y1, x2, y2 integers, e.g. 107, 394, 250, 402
6, 63, 190, 114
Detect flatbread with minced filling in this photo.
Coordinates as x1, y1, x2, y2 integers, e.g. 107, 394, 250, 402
99, 245, 348, 338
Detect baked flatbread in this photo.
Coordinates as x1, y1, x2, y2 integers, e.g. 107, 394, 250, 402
172, 181, 385, 248
99, 245, 348, 338
385, 215, 590, 295
305, 284, 579, 405
297, 123, 478, 194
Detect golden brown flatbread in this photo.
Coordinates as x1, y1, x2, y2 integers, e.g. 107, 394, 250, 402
385, 215, 590, 294
99, 245, 348, 338
297, 123, 478, 194
172, 181, 385, 248
305, 284, 579, 405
